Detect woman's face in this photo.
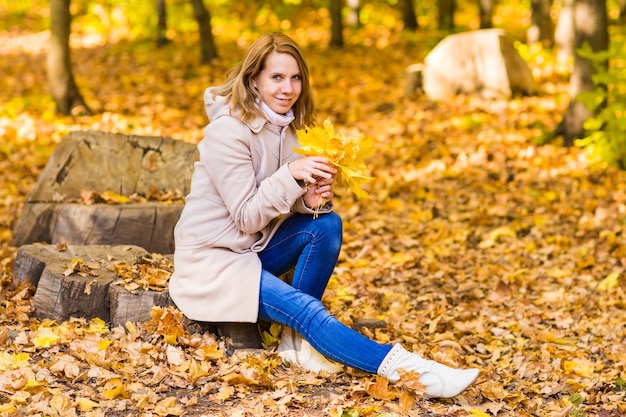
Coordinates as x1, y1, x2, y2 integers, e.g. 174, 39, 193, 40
254, 51, 302, 114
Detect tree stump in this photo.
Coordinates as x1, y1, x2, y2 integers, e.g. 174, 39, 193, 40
13, 244, 172, 326
11, 131, 198, 254
13, 244, 264, 351
11, 131, 265, 351
405, 29, 537, 101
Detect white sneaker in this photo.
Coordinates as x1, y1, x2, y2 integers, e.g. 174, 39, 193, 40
277, 328, 343, 373
377, 344, 480, 398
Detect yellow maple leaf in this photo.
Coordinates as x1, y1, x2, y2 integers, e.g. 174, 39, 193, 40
262, 323, 282, 346
143, 306, 187, 345
399, 390, 417, 413
86, 317, 109, 335
100, 190, 131, 204
125, 321, 139, 334
186, 357, 212, 382
63, 257, 83, 276
11, 390, 30, 404
563, 359, 594, 378
74, 397, 101, 412
98, 339, 112, 351
597, 271, 620, 291
154, 397, 185, 416
50, 394, 72, 413
0, 401, 17, 414
222, 370, 261, 386
24, 378, 40, 390
0, 352, 30, 370
295, 118, 374, 201
33, 326, 60, 349
101, 377, 126, 399
398, 369, 426, 394
194, 343, 224, 361
469, 408, 491, 417
214, 384, 234, 401
366, 376, 397, 400
479, 226, 516, 248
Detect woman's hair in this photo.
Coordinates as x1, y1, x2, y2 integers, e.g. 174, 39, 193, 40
212, 32, 314, 129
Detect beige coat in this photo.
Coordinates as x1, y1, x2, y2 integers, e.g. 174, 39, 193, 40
169, 88, 330, 322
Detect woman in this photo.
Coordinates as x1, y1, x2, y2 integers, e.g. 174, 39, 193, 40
169, 32, 479, 398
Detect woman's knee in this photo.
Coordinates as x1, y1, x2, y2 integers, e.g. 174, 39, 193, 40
318, 212, 343, 249
318, 212, 342, 235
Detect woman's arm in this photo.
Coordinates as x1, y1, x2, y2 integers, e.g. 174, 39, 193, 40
200, 120, 307, 234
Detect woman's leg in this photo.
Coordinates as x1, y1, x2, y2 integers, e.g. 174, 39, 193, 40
258, 269, 392, 373
257, 215, 480, 397
259, 212, 342, 300
259, 271, 481, 398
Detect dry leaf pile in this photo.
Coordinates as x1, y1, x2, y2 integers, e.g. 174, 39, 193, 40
50, 189, 186, 206
2, 2, 626, 416
110, 254, 174, 293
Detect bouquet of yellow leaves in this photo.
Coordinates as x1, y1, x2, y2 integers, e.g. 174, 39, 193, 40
295, 119, 374, 209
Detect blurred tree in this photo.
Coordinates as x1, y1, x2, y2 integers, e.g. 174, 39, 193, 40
330, 0, 344, 47
190, 0, 218, 62
528, 0, 554, 46
438, 0, 455, 30
620, 0, 626, 21
47, 0, 92, 115
559, 0, 609, 146
479, 0, 493, 28
398, 0, 419, 30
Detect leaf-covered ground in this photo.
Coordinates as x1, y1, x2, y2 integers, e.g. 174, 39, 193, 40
1, 3, 626, 416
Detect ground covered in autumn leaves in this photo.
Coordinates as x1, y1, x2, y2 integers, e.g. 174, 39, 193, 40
2, 2, 626, 416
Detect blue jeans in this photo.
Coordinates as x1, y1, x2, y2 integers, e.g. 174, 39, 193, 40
258, 212, 392, 373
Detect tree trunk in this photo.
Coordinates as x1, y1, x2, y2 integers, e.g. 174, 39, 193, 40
399, 0, 419, 31
619, 0, 626, 23
156, 0, 168, 47
555, 0, 575, 64
438, 0, 456, 30
479, 0, 494, 29
560, 0, 609, 146
528, 0, 554, 46
189, 0, 217, 63
47, 0, 92, 116
330, 0, 344, 47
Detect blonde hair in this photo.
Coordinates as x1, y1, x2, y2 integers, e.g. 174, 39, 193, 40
212, 32, 314, 129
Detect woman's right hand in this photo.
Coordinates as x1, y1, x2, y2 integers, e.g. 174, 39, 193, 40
288, 156, 337, 185
303, 175, 335, 208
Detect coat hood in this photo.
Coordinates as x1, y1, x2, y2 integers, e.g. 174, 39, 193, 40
203, 87, 267, 133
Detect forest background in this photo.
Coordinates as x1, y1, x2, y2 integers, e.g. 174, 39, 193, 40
1, 0, 626, 416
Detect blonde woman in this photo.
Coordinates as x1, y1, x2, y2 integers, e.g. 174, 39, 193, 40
169, 32, 479, 398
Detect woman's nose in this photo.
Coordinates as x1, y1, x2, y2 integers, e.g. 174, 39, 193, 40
281, 80, 293, 93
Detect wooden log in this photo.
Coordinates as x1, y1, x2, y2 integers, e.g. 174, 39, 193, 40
13, 244, 264, 350
108, 283, 172, 327
11, 131, 198, 253
13, 244, 172, 326
12, 244, 49, 287
216, 323, 264, 354
48, 203, 183, 254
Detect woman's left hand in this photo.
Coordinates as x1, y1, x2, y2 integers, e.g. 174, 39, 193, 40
303, 176, 335, 209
